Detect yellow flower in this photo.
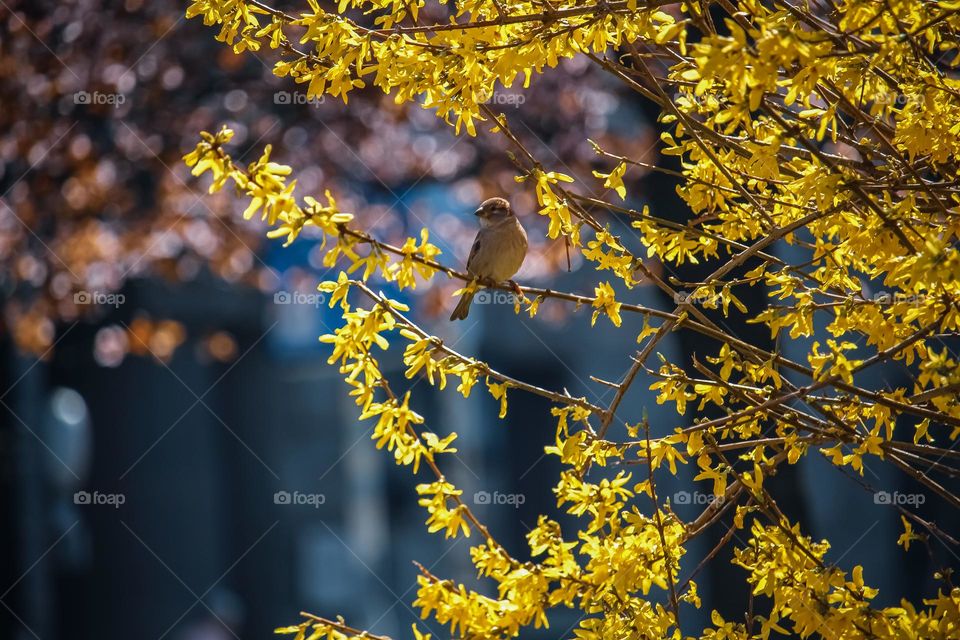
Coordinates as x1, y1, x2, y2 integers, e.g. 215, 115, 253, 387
591, 282, 622, 327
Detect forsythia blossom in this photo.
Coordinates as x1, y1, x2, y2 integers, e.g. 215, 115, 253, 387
187, 1, 960, 638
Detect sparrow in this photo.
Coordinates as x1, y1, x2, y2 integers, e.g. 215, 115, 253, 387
450, 197, 528, 321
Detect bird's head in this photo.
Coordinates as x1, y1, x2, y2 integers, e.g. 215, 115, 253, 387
474, 197, 513, 228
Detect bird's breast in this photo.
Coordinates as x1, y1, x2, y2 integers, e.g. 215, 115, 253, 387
488, 219, 527, 281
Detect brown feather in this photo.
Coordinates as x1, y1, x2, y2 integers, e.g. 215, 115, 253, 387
450, 290, 475, 321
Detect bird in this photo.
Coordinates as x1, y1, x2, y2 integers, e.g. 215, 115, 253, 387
450, 197, 528, 321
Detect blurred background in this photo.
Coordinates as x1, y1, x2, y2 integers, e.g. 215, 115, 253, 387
1, 2, 957, 639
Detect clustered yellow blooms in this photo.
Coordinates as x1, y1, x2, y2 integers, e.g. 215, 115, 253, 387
184, 0, 960, 638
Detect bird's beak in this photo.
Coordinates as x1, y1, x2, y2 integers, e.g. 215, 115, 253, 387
473, 207, 484, 217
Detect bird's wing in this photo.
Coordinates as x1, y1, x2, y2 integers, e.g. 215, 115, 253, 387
465, 233, 483, 275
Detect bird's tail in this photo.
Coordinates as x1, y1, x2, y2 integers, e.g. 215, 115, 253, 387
450, 290, 475, 321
